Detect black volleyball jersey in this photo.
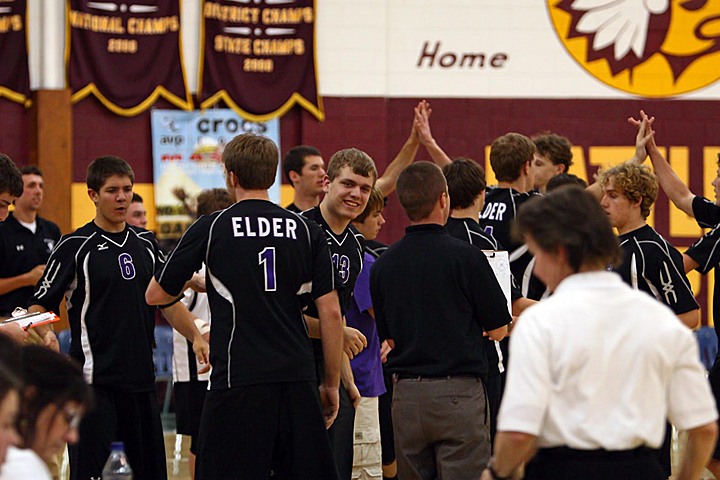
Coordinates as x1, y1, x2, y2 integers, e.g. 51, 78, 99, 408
30, 222, 162, 392
479, 187, 544, 300
685, 197, 720, 338
365, 240, 389, 259
616, 224, 698, 315
446, 216, 498, 250
156, 199, 336, 390
0, 213, 61, 314
302, 206, 365, 316
285, 203, 302, 213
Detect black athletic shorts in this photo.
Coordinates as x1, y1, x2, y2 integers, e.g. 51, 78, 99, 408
69, 386, 167, 480
174, 381, 208, 439
195, 382, 339, 480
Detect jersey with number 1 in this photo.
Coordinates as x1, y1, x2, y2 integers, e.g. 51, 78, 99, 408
30, 222, 162, 392
156, 200, 336, 390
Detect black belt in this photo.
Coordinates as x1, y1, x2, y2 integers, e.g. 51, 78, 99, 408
395, 374, 481, 381
536, 446, 658, 462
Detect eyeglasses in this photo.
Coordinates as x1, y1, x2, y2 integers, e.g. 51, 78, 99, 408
60, 407, 83, 430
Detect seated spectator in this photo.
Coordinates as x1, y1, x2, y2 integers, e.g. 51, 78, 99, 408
0, 346, 91, 480
0, 364, 21, 471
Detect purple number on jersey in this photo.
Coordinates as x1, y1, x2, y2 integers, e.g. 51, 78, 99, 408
259, 247, 277, 291
118, 253, 136, 280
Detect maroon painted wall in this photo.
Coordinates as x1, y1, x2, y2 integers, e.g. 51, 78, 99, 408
2, 94, 719, 322
6, 94, 719, 246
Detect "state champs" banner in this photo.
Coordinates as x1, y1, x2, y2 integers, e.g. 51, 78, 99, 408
67, 0, 192, 116
198, 0, 323, 122
0, 0, 29, 106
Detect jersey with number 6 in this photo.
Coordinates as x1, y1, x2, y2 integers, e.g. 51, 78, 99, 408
30, 222, 163, 392
155, 200, 336, 390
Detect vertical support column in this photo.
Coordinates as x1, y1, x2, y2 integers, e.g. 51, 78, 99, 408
29, 89, 73, 235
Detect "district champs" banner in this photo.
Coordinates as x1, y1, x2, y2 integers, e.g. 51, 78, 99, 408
67, 0, 192, 116
0, 0, 29, 106
198, 0, 323, 122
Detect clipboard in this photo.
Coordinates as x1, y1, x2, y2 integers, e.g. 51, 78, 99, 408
1, 310, 60, 330
482, 250, 512, 315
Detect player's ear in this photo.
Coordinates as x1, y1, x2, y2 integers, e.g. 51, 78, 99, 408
227, 171, 239, 188
87, 188, 99, 204
439, 190, 449, 210
322, 175, 330, 192
288, 170, 301, 185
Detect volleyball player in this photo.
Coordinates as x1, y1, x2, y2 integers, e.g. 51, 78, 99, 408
147, 133, 344, 480
29, 155, 208, 480
301, 148, 378, 479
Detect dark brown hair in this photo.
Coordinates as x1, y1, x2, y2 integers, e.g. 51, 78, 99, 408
397, 162, 447, 222
443, 157, 486, 210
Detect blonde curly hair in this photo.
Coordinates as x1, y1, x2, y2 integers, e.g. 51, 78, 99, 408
598, 161, 658, 219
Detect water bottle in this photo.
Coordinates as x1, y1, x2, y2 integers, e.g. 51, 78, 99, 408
101, 441, 133, 479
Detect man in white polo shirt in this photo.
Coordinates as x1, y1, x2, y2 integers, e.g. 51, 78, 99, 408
482, 187, 718, 480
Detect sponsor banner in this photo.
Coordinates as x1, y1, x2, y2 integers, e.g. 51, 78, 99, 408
0, 0, 29, 106
151, 109, 280, 240
67, 0, 192, 116
317, 0, 720, 99
198, 0, 322, 121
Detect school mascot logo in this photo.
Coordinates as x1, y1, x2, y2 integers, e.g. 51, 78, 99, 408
547, 0, 720, 97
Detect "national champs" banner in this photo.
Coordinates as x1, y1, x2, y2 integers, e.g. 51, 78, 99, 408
0, 0, 29, 106
67, 0, 192, 116
198, 0, 323, 122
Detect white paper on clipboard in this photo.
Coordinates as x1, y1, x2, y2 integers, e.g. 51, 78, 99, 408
482, 250, 511, 315
483, 250, 511, 374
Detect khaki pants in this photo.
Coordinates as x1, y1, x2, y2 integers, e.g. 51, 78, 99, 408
392, 376, 489, 480
352, 396, 382, 480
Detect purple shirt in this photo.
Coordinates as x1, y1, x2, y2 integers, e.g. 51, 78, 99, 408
346, 252, 386, 397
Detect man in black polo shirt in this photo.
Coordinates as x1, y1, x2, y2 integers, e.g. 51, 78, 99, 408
0, 154, 25, 342
302, 147, 377, 480
371, 162, 511, 479
0, 166, 61, 317
30, 156, 208, 480
147, 133, 344, 480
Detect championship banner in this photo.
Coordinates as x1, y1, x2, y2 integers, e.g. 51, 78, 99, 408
198, 0, 323, 122
151, 109, 281, 240
0, 0, 30, 106
67, 0, 192, 116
